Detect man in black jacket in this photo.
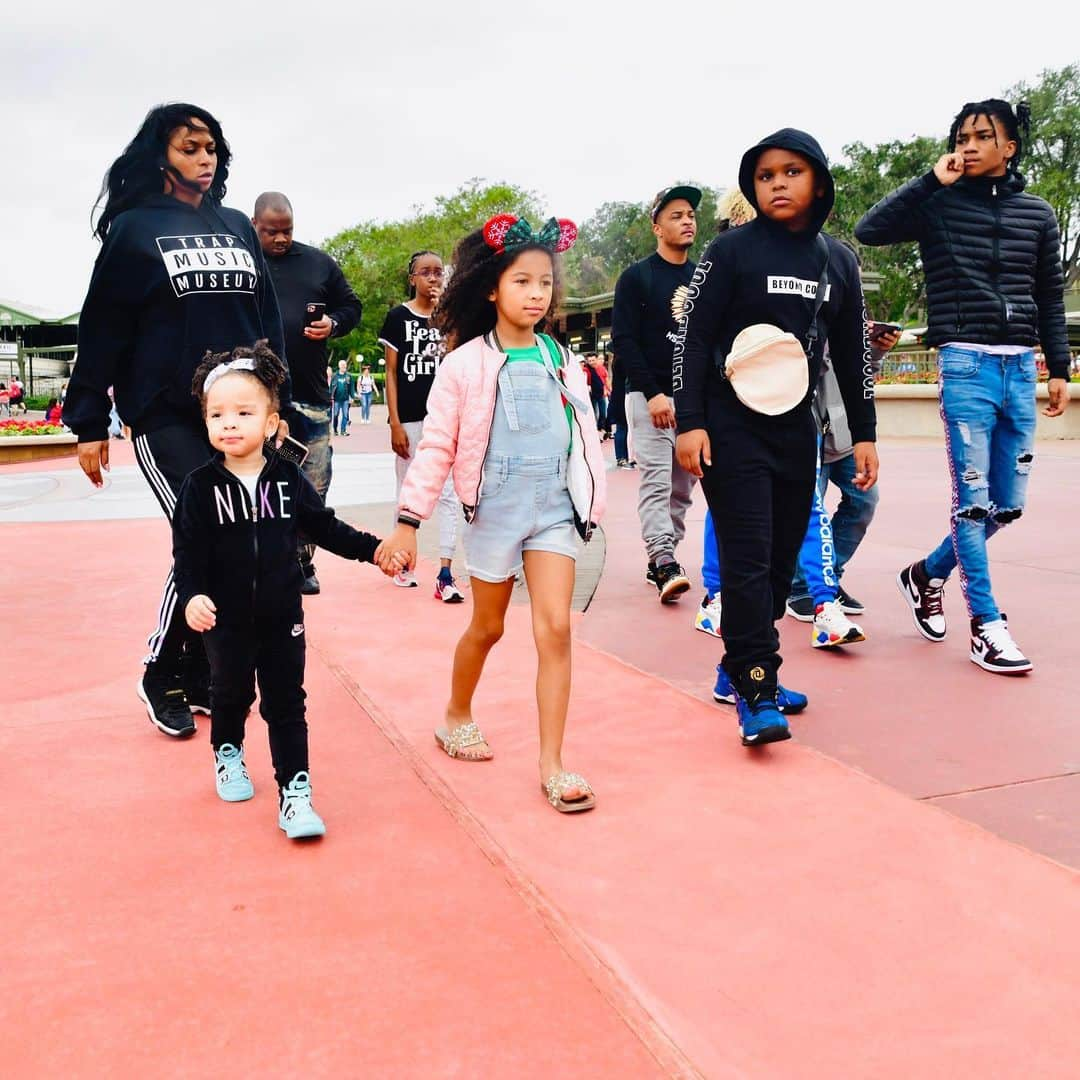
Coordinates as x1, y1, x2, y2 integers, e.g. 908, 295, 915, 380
612, 185, 701, 603
856, 99, 1069, 675
254, 192, 363, 594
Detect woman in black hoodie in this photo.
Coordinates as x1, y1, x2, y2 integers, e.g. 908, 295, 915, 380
676, 129, 877, 748
64, 103, 288, 738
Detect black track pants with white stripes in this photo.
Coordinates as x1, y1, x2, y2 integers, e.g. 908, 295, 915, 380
132, 423, 214, 668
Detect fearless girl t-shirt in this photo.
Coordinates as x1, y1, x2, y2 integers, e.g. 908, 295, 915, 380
378, 303, 444, 423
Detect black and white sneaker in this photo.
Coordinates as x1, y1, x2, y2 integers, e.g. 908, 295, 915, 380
645, 562, 658, 587
784, 596, 816, 622
653, 561, 691, 603
897, 561, 946, 642
970, 616, 1033, 675
836, 585, 865, 616
138, 665, 197, 737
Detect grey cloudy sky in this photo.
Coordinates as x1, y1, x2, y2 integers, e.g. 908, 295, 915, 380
2, 0, 1076, 315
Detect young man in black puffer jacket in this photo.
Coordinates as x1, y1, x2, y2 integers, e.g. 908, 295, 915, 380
856, 98, 1070, 676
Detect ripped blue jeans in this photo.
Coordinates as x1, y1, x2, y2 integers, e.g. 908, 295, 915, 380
923, 347, 1037, 622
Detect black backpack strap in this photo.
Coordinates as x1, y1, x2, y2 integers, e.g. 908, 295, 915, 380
804, 235, 831, 352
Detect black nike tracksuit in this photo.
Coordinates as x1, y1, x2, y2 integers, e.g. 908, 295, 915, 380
173, 451, 380, 784
675, 129, 877, 700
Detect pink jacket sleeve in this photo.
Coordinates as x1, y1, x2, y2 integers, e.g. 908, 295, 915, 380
397, 356, 461, 521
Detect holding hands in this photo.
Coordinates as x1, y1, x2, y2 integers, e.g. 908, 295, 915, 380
375, 525, 417, 577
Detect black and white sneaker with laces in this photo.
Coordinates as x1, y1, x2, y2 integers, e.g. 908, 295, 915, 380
138, 664, 197, 737
653, 560, 691, 603
970, 616, 1032, 675
897, 561, 947, 642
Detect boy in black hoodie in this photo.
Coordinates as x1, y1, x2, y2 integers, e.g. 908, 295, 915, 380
675, 130, 877, 747
174, 343, 403, 839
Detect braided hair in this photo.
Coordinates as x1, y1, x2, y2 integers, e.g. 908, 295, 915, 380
192, 340, 286, 413
406, 249, 441, 298
948, 99, 1031, 176
433, 230, 563, 353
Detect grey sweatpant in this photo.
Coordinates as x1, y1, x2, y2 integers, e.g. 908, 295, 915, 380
627, 391, 696, 564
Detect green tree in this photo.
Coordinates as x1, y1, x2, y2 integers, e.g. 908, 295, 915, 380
1004, 64, 1080, 284
322, 179, 547, 365
830, 136, 942, 323
563, 183, 721, 296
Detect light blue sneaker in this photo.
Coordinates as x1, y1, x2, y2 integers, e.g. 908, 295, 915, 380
278, 772, 326, 840
713, 665, 807, 714
215, 744, 254, 802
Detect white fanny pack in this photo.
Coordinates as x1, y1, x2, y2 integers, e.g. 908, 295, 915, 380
720, 238, 830, 416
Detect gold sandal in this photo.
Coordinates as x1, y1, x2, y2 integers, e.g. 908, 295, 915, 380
434, 722, 493, 761
541, 771, 596, 813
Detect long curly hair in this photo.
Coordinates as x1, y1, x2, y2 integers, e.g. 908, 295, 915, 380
948, 99, 1031, 177
434, 229, 563, 352
192, 340, 286, 413
94, 103, 231, 242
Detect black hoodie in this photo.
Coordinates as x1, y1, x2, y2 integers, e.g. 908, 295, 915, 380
675, 129, 875, 443
172, 450, 379, 620
65, 197, 288, 442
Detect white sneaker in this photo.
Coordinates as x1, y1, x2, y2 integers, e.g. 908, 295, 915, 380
214, 744, 254, 802
393, 570, 418, 588
969, 617, 1032, 674
811, 599, 866, 648
694, 593, 723, 637
278, 772, 326, 839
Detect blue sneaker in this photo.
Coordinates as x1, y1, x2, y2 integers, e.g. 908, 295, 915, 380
713, 666, 807, 714
734, 691, 792, 747
279, 772, 326, 839
215, 744, 254, 802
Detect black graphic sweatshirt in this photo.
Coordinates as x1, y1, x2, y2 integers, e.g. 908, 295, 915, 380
65, 196, 287, 442
173, 451, 379, 620
675, 130, 876, 444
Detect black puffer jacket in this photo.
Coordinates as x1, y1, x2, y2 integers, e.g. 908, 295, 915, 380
855, 170, 1069, 379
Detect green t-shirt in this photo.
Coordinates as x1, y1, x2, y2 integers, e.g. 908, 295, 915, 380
504, 335, 573, 449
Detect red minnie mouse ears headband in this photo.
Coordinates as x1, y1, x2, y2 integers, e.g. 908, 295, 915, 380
482, 214, 578, 256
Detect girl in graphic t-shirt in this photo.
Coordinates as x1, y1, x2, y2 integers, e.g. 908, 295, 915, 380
379, 250, 465, 601
380, 216, 607, 813
63, 103, 287, 740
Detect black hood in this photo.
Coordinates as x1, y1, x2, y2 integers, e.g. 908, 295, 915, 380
738, 128, 835, 234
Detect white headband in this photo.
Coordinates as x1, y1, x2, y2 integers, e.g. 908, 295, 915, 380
202, 358, 257, 394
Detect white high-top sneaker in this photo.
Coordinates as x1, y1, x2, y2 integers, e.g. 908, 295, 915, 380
970, 616, 1032, 674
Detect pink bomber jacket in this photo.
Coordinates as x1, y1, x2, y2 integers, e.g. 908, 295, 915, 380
397, 332, 607, 540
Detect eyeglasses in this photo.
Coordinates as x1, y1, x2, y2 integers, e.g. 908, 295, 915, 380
413, 268, 445, 280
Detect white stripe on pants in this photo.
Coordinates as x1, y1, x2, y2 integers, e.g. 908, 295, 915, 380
395, 419, 460, 559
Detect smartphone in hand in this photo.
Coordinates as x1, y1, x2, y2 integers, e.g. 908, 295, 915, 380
304, 302, 327, 327
265, 434, 309, 466
869, 321, 903, 341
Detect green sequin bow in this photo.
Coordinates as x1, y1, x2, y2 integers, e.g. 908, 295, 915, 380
482, 214, 578, 255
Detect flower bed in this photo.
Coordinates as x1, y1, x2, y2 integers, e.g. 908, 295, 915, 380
0, 419, 67, 437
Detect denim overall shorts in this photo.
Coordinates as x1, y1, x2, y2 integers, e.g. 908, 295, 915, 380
464, 356, 578, 582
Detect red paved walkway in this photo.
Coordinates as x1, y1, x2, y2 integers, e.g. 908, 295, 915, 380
3, 435, 1079, 1076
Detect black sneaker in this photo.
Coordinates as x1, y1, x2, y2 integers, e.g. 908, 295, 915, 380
300, 564, 321, 596
836, 585, 865, 616
784, 595, 816, 622
138, 664, 197, 737
654, 561, 691, 603
645, 562, 658, 587
897, 560, 947, 642
970, 615, 1033, 675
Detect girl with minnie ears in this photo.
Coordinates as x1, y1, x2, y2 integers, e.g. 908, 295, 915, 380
380, 215, 608, 812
